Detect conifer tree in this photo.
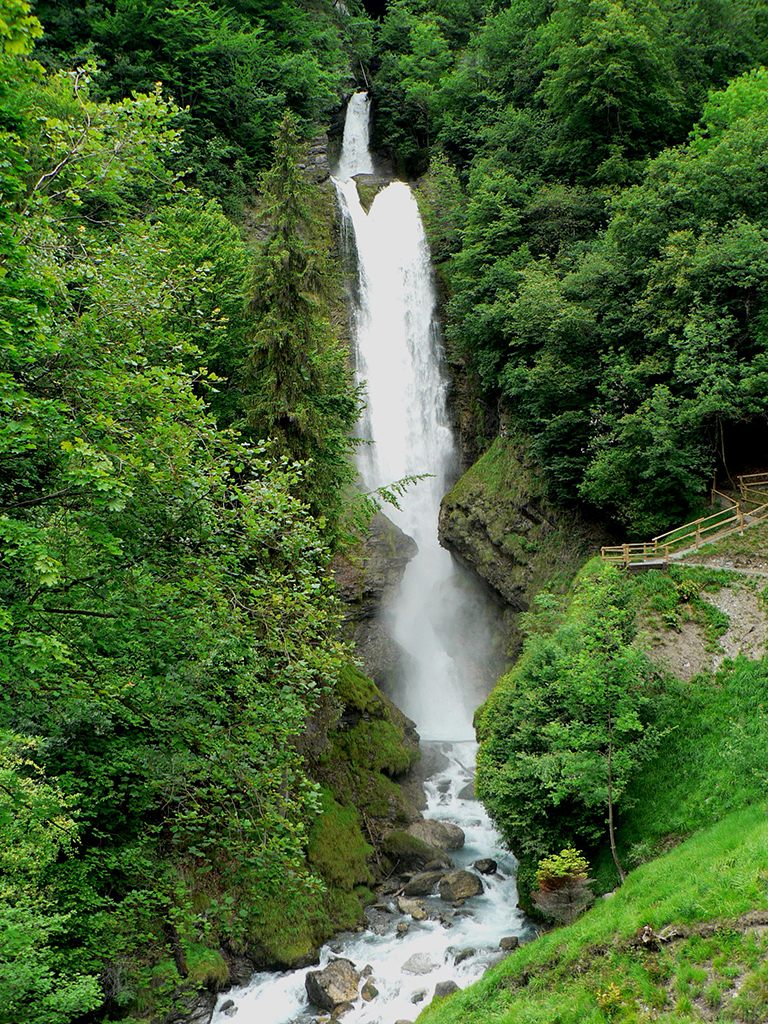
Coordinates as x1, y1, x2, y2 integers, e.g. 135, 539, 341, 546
245, 112, 359, 534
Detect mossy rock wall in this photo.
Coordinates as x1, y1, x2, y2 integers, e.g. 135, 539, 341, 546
439, 435, 611, 656
243, 664, 422, 969
311, 664, 421, 833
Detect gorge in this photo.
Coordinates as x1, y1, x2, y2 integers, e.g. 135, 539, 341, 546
209, 92, 530, 1024
5, 3, 768, 1022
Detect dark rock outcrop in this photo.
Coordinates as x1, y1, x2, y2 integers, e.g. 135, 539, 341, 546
473, 858, 498, 874
160, 991, 217, 1024
331, 513, 417, 690
439, 436, 611, 656
403, 870, 446, 897
332, 513, 417, 624
434, 980, 461, 999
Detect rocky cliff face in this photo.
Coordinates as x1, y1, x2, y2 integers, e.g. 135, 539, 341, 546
439, 435, 612, 656
331, 511, 417, 692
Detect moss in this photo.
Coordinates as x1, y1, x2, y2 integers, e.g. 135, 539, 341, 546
321, 742, 415, 825
381, 830, 444, 871
249, 881, 373, 968
334, 718, 412, 776
336, 662, 388, 716
323, 885, 373, 932
185, 945, 228, 990
444, 435, 542, 507
250, 891, 329, 967
307, 788, 373, 890
355, 179, 387, 212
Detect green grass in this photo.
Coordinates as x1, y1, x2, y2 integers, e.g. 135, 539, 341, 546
681, 519, 768, 564
618, 656, 768, 857
417, 805, 768, 1024
657, 508, 737, 550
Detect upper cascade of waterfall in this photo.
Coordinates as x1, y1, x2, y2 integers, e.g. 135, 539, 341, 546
331, 93, 496, 744
335, 91, 375, 181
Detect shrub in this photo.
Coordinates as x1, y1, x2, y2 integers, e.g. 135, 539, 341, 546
531, 847, 595, 926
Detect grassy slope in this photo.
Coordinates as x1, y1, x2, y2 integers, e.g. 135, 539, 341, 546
422, 531, 768, 1024
418, 803, 768, 1024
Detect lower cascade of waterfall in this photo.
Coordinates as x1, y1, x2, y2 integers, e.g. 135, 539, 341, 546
211, 92, 530, 1023
211, 744, 534, 1024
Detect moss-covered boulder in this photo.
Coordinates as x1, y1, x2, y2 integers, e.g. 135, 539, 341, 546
313, 665, 421, 832
381, 831, 450, 873
354, 174, 393, 212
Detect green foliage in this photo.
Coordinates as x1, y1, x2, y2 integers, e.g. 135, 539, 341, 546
535, 847, 591, 889
0, 0, 42, 54
476, 561, 663, 859
0, 733, 102, 1024
34, 0, 359, 202
0, 25, 363, 1018
373, 0, 768, 536
243, 112, 360, 534
415, 151, 466, 262
536, 0, 685, 176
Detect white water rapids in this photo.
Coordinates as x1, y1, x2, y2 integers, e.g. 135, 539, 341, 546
211, 92, 532, 1024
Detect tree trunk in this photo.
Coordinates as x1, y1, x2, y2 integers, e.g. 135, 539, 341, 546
607, 719, 627, 885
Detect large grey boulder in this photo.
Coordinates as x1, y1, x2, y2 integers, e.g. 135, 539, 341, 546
439, 870, 484, 902
403, 870, 445, 897
407, 820, 465, 850
402, 952, 440, 975
305, 959, 360, 1012
381, 831, 450, 872
434, 980, 460, 999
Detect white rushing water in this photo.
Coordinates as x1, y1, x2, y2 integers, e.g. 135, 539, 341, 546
211, 93, 531, 1024
334, 115, 483, 742
212, 743, 531, 1024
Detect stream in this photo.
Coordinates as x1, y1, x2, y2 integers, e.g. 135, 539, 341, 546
210, 92, 533, 1024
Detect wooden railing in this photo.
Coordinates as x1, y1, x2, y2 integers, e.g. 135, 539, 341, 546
711, 488, 739, 510
738, 472, 768, 495
602, 498, 768, 567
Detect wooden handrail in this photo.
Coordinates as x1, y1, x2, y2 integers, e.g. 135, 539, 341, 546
654, 507, 736, 544
601, 496, 768, 566
711, 488, 739, 509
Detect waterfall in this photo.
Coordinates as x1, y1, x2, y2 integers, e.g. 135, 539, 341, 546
334, 97, 486, 742
209, 93, 529, 1024
335, 92, 375, 179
